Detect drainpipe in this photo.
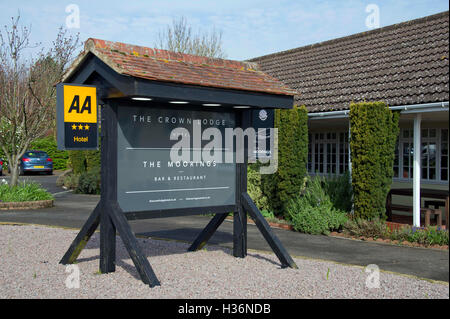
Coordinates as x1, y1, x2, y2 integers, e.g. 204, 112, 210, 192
413, 113, 422, 227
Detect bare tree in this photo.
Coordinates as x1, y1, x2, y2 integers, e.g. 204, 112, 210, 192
0, 15, 80, 186
156, 16, 227, 59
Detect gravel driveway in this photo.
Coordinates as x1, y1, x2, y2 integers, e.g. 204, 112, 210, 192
0, 224, 447, 299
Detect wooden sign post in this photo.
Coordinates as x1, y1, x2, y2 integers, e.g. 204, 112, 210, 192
59, 39, 298, 287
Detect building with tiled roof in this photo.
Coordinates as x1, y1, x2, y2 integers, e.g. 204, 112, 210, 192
250, 11, 449, 113
251, 11, 449, 228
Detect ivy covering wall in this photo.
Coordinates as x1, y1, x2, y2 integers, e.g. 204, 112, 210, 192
349, 101, 399, 220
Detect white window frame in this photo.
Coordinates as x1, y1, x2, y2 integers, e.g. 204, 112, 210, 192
308, 130, 349, 176
394, 127, 449, 184
308, 127, 449, 184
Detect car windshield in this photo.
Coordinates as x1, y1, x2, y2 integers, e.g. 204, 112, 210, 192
24, 151, 48, 158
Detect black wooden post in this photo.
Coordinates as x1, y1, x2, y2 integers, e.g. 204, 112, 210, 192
233, 161, 247, 258
241, 192, 298, 269
109, 203, 161, 287
233, 110, 250, 258
99, 104, 116, 273
188, 213, 228, 251
59, 202, 101, 265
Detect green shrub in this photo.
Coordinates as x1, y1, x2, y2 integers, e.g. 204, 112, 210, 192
262, 105, 308, 217
247, 164, 271, 212
68, 150, 87, 174
62, 173, 80, 190
0, 181, 53, 202
286, 176, 349, 235
85, 150, 101, 171
391, 226, 449, 246
76, 167, 101, 195
67, 141, 101, 175
349, 101, 399, 220
343, 218, 390, 239
260, 209, 275, 219
287, 199, 348, 235
30, 136, 69, 170
343, 218, 449, 246
322, 171, 353, 212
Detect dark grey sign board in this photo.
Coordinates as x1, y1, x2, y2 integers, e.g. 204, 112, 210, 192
117, 105, 236, 213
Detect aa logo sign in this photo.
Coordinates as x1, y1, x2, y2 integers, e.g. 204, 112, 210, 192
56, 83, 98, 150
64, 85, 97, 123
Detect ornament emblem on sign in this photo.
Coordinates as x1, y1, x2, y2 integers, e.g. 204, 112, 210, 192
259, 109, 268, 121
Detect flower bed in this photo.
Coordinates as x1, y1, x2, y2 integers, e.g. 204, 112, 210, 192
333, 218, 449, 250
0, 199, 53, 210
0, 180, 54, 210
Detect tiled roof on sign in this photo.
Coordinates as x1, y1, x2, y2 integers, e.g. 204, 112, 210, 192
63, 38, 297, 97
249, 11, 449, 112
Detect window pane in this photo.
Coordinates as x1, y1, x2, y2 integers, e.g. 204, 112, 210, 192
422, 167, 428, 179
429, 129, 436, 138
442, 156, 448, 168
441, 169, 448, 181
429, 167, 436, 180
421, 142, 428, 168
422, 129, 428, 138
394, 167, 399, 178
403, 129, 409, 139
442, 129, 448, 142
428, 143, 436, 167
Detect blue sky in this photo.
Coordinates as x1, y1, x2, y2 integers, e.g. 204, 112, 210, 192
0, 0, 448, 61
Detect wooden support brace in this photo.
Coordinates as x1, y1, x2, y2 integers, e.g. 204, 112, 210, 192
108, 202, 160, 287
233, 208, 247, 258
241, 192, 298, 269
60, 202, 101, 265
188, 213, 228, 251
100, 200, 116, 273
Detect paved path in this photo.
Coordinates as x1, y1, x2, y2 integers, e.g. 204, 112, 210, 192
0, 188, 448, 282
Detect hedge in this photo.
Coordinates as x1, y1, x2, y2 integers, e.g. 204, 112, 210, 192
261, 105, 308, 217
349, 101, 399, 220
68, 149, 101, 175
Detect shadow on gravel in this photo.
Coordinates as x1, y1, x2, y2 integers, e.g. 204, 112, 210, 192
135, 228, 233, 246
246, 253, 283, 268
74, 230, 237, 282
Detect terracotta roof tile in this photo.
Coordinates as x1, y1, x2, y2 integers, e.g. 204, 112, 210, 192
249, 11, 449, 112
64, 38, 296, 97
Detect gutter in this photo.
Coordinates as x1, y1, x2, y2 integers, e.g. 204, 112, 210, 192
308, 101, 449, 119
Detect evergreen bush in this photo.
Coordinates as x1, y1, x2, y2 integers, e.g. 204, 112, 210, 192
247, 164, 271, 212
76, 167, 101, 195
349, 101, 399, 220
286, 176, 349, 235
262, 105, 308, 217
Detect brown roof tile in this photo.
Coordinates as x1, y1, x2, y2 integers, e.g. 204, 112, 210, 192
250, 11, 449, 112
63, 38, 297, 97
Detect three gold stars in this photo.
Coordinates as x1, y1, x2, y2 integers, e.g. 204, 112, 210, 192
71, 124, 90, 130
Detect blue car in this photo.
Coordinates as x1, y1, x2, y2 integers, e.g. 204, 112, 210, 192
19, 151, 53, 175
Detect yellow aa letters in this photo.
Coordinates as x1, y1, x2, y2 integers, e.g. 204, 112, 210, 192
64, 85, 97, 123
